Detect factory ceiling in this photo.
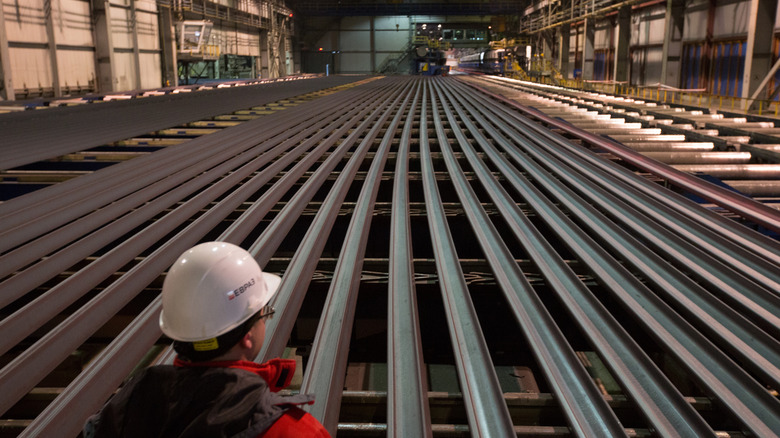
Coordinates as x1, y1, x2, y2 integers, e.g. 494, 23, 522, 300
284, 0, 529, 17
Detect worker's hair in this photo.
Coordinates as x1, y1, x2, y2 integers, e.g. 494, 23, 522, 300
172, 309, 265, 362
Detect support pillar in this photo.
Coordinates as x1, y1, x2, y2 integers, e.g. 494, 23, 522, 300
542, 31, 554, 61
661, 0, 684, 86
158, 6, 177, 87
44, 0, 61, 97
582, 18, 595, 81
260, 29, 270, 79
267, 9, 285, 78
0, 0, 13, 101
559, 25, 570, 78
742, 0, 778, 110
370, 16, 375, 73
613, 5, 631, 84
93, 0, 117, 92
129, 0, 142, 90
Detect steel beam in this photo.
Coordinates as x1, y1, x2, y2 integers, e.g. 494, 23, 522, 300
301, 79, 417, 433
457, 78, 780, 437
258, 79, 411, 362
422, 81, 518, 437
386, 81, 432, 438
439, 78, 714, 437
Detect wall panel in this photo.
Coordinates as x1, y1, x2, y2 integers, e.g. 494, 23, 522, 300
713, 1, 750, 38
375, 29, 408, 51
4, 0, 47, 42
55, 0, 93, 46
632, 6, 666, 46
341, 16, 369, 31
110, 6, 134, 49
139, 52, 161, 89
136, 3, 160, 50
57, 49, 95, 91
340, 30, 370, 51
113, 51, 136, 91
339, 52, 371, 73
683, 0, 709, 41
9, 47, 50, 91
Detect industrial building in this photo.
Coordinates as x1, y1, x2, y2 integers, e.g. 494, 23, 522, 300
1, 0, 779, 437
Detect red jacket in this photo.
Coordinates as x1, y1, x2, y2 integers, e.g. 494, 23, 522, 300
85, 357, 330, 438
175, 358, 330, 438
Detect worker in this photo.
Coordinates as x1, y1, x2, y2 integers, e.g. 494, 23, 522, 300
84, 241, 330, 438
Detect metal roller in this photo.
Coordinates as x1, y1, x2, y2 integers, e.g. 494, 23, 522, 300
672, 164, 780, 179
723, 180, 780, 196
621, 141, 715, 151
642, 151, 752, 164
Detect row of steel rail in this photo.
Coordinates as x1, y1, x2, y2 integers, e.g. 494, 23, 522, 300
0, 75, 779, 437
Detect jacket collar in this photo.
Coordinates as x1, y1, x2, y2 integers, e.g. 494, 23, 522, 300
174, 357, 296, 392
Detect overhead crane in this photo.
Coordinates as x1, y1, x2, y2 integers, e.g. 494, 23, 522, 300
0, 75, 779, 437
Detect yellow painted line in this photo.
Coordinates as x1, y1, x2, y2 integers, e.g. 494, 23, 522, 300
188, 120, 242, 128
154, 128, 220, 136
113, 138, 187, 146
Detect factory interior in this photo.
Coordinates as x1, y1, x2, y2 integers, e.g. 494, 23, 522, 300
1, 0, 780, 437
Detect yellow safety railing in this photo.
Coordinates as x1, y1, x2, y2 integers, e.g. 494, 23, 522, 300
600, 84, 780, 117
414, 36, 450, 51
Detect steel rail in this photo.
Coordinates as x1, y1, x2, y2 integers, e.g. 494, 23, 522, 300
470, 77, 780, 260
258, 78, 412, 361
217, 86, 398, 245
446, 80, 780, 436
0, 84, 386, 355
0, 139, 297, 397
430, 79, 630, 437
0, 84, 363, 250
449, 80, 780, 345
17, 81, 401, 438
0, 123, 252, 247
424, 81, 517, 437
0, 81, 340, 220
0, 81, 381, 286
248, 79, 408, 269
301, 78, 417, 433
0, 76, 365, 170
448, 78, 780, 389
455, 81, 780, 315
433, 79, 714, 437
386, 81, 432, 438
17, 299, 166, 438
463, 80, 780, 236
0, 81, 401, 416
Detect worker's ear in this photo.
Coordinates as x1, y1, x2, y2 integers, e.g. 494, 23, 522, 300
239, 332, 254, 350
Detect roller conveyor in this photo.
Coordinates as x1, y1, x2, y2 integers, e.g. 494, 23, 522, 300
476, 76, 780, 199
724, 180, 780, 196
1, 76, 779, 438
671, 164, 780, 178
620, 142, 715, 151
642, 151, 752, 165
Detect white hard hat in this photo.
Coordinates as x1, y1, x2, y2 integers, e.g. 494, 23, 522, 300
159, 241, 281, 342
